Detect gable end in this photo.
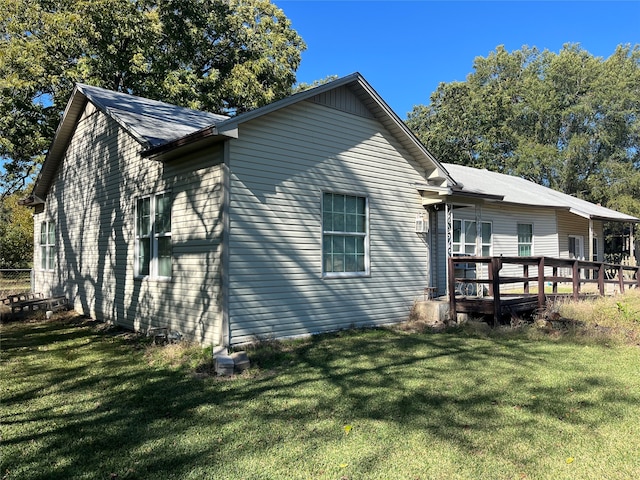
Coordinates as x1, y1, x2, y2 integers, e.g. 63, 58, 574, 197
309, 85, 375, 119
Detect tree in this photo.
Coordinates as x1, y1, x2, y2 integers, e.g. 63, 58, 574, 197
293, 75, 339, 93
406, 44, 640, 215
0, 0, 306, 198
0, 190, 33, 268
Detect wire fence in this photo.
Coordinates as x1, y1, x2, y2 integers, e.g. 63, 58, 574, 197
0, 269, 33, 298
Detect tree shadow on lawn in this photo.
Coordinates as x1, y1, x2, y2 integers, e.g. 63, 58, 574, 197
1, 318, 638, 479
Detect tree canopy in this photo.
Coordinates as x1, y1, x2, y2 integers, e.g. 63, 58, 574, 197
0, 190, 33, 268
406, 44, 640, 216
0, 0, 306, 198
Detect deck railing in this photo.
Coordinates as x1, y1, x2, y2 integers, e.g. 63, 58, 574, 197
447, 256, 640, 324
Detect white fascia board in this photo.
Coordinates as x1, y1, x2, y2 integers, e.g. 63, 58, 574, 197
568, 208, 592, 219
413, 183, 452, 195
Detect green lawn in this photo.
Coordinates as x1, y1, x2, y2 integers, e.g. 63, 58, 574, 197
2, 308, 640, 479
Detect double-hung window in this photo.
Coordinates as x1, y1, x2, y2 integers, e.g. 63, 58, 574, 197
322, 192, 369, 277
40, 221, 55, 271
517, 223, 533, 256
136, 192, 172, 279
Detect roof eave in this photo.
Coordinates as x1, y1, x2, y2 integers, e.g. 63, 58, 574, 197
141, 124, 238, 160
18, 194, 45, 207
30, 87, 89, 203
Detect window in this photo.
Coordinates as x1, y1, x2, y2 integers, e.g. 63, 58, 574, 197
322, 192, 368, 277
453, 220, 492, 256
517, 223, 533, 256
136, 192, 172, 278
40, 221, 55, 270
569, 235, 584, 260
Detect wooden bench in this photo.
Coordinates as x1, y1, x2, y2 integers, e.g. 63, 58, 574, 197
1, 293, 69, 319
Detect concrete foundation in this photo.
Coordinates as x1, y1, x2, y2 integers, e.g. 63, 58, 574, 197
412, 300, 450, 327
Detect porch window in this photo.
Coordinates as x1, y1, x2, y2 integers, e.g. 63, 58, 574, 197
517, 223, 533, 256
136, 192, 172, 279
40, 221, 55, 271
453, 220, 492, 256
569, 235, 584, 260
322, 192, 369, 277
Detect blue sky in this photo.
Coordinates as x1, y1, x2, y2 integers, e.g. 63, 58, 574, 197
278, 1, 640, 118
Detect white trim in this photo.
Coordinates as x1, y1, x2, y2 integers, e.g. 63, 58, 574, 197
517, 222, 534, 256
134, 191, 172, 280
39, 220, 56, 271
568, 235, 585, 260
321, 191, 370, 278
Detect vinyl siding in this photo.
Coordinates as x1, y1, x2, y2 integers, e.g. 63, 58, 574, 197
557, 210, 604, 260
226, 99, 430, 344
33, 103, 224, 344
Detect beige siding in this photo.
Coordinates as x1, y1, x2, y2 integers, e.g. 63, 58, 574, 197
557, 210, 604, 260
226, 100, 430, 344
33, 104, 224, 344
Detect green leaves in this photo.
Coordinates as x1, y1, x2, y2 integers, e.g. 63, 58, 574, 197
0, 191, 33, 268
0, 0, 306, 198
407, 44, 640, 215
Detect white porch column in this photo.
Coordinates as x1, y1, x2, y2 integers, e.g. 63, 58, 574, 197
589, 219, 594, 262
630, 222, 636, 264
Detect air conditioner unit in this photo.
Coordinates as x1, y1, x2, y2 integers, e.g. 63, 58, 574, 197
415, 213, 428, 233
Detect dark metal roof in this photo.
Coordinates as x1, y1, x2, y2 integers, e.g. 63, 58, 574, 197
26, 85, 230, 203
76, 84, 229, 148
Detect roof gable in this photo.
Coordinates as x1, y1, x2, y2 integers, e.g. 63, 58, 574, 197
308, 85, 375, 119
205, 73, 455, 186
27, 73, 454, 204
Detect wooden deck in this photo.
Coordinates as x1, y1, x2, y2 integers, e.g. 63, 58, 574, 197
448, 256, 640, 325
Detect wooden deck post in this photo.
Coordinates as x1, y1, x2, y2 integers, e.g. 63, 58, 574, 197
523, 264, 529, 294
491, 257, 502, 326
598, 261, 605, 296
619, 265, 625, 294
572, 260, 580, 300
487, 261, 494, 297
448, 256, 457, 322
537, 257, 545, 310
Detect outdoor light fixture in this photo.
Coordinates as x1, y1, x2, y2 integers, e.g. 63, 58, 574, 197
415, 213, 428, 233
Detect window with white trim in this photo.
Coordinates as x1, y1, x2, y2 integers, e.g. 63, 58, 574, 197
136, 192, 172, 278
517, 223, 533, 256
453, 220, 492, 256
40, 221, 55, 271
322, 192, 369, 277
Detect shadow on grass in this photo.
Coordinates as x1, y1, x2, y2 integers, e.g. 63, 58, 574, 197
1, 316, 638, 479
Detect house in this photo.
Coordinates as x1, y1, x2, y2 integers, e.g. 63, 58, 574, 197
25, 73, 638, 346
417, 163, 639, 294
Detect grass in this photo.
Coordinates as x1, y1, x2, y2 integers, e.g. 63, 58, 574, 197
2, 299, 640, 480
